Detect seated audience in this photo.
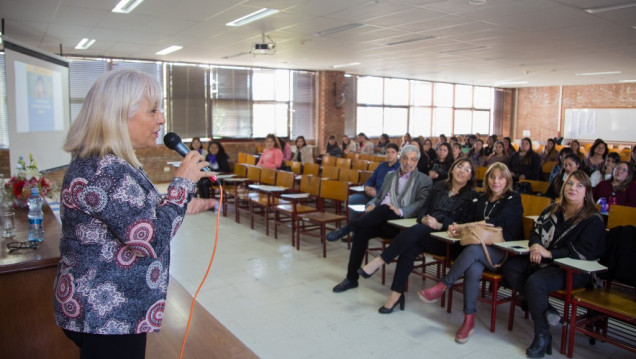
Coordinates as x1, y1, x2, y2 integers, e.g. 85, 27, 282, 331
401, 133, 412, 148
583, 138, 607, 176
429, 142, 454, 182
277, 136, 293, 162
357, 158, 477, 313
545, 154, 581, 199
548, 147, 573, 183
593, 161, 636, 207
484, 135, 497, 156
569, 139, 585, 161
417, 138, 437, 174
205, 141, 230, 173
631, 146, 636, 178
189, 137, 208, 158
503, 137, 517, 154
292, 135, 314, 163
503, 171, 605, 358
357, 132, 375, 155
435, 134, 447, 151
342, 135, 358, 154
467, 139, 487, 167
508, 137, 541, 181
257, 134, 284, 170
452, 142, 464, 160
486, 141, 509, 166
325, 135, 343, 157
375, 133, 390, 154
417, 162, 523, 343
330, 145, 433, 294
539, 138, 558, 166
589, 152, 620, 187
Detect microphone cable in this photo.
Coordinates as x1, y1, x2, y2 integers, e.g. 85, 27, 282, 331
178, 186, 223, 359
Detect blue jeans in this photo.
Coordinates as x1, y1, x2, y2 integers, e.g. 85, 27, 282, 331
441, 244, 506, 314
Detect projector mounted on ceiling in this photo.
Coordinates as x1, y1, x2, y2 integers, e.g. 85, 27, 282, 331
251, 33, 276, 56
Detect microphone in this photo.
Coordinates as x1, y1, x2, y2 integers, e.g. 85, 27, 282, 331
163, 132, 218, 183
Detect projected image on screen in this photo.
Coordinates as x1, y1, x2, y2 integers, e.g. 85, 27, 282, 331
14, 61, 64, 132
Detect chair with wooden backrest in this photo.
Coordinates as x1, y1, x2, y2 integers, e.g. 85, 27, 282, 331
249, 170, 294, 236
237, 152, 247, 164
303, 162, 320, 176
373, 155, 387, 162
287, 161, 302, 175
520, 194, 553, 238
352, 159, 369, 171
273, 175, 321, 246
296, 180, 349, 257
359, 170, 373, 186
368, 161, 381, 171
345, 152, 359, 160
322, 155, 336, 167
359, 154, 375, 161
339, 168, 360, 186
257, 145, 265, 153
519, 179, 550, 195
245, 154, 257, 165
475, 166, 488, 185
607, 204, 636, 229
237, 166, 273, 223
321, 165, 340, 180
220, 163, 248, 217
336, 158, 352, 169
227, 165, 261, 222
619, 148, 631, 162
542, 161, 557, 180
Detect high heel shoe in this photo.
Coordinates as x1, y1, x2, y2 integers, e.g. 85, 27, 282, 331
378, 294, 405, 314
357, 267, 378, 279
526, 331, 552, 358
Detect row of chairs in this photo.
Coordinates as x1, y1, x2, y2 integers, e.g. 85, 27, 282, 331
321, 155, 382, 172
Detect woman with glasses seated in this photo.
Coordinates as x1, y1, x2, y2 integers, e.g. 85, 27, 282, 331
358, 158, 478, 314
503, 171, 605, 358
592, 161, 636, 207
418, 162, 523, 344
53, 70, 215, 359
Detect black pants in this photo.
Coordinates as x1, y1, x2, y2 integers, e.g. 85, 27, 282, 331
63, 329, 147, 359
197, 177, 211, 198
381, 223, 461, 293
502, 256, 591, 334
346, 205, 401, 281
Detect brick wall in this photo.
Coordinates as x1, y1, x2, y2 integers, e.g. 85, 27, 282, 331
317, 71, 346, 154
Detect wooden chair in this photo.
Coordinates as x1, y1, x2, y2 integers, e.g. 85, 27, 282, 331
249, 170, 294, 236
303, 162, 320, 177
542, 161, 557, 180
236, 167, 273, 223
519, 179, 550, 195
257, 145, 265, 153
245, 154, 257, 165
322, 155, 336, 167
339, 168, 360, 185
345, 152, 359, 160
359, 154, 375, 161
607, 204, 636, 229
475, 166, 488, 185
237, 152, 247, 164
220, 163, 247, 217
335, 158, 352, 169
368, 161, 381, 171
296, 180, 349, 257
373, 155, 387, 162
227, 165, 261, 222
359, 170, 373, 186
273, 175, 321, 247
287, 161, 302, 175
321, 165, 340, 180
352, 159, 369, 171
520, 194, 553, 238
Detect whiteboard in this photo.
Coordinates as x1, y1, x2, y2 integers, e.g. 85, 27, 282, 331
564, 108, 636, 142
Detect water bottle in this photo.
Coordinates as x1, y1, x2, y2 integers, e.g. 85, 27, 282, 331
597, 197, 607, 214
27, 187, 44, 243
608, 192, 617, 212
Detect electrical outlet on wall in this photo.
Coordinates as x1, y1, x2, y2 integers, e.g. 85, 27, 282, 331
163, 166, 171, 172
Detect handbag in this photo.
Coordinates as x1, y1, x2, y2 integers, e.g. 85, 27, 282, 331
453, 222, 507, 268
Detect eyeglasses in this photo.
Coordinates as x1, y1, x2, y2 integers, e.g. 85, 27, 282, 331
455, 166, 472, 173
6, 241, 41, 253
615, 168, 629, 174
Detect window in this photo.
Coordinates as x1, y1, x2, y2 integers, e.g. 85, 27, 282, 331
0, 54, 8, 147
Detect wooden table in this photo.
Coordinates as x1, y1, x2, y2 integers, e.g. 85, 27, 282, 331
0, 205, 78, 358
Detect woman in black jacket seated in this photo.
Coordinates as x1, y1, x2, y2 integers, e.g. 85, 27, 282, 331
359, 158, 478, 313
502, 170, 605, 358
196, 141, 230, 199
418, 162, 523, 344
429, 142, 454, 182
508, 137, 542, 181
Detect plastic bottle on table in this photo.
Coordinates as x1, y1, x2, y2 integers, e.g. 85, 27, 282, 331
27, 187, 44, 243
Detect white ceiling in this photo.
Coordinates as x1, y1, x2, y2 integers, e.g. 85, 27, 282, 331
2, 0, 636, 87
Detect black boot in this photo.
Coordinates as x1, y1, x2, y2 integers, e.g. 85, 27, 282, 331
526, 331, 552, 358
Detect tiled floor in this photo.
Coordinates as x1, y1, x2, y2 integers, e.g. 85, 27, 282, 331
168, 206, 631, 359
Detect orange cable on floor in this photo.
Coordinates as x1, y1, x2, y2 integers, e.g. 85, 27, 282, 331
178, 186, 223, 359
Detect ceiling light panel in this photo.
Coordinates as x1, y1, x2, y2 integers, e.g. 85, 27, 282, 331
156, 46, 183, 55
112, 0, 145, 14
75, 38, 96, 50
315, 23, 363, 37
585, 2, 636, 14
226, 8, 279, 27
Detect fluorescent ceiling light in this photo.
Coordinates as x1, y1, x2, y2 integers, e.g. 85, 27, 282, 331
315, 23, 363, 37
438, 46, 486, 54
495, 81, 528, 86
575, 71, 622, 76
112, 0, 144, 14
75, 38, 96, 50
387, 36, 434, 46
619, 79, 636, 83
155, 46, 182, 55
226, 8, 279, 27
584, 2, 636, 14
332, 62, 360, 69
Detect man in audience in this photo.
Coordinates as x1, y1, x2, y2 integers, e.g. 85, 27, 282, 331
326, 143, 401, 242
330, 144, 433, 292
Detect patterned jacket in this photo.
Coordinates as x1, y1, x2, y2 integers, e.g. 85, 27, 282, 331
53, 154, 195, 334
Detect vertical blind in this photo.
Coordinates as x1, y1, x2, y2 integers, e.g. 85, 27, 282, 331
0, 54, 8, 147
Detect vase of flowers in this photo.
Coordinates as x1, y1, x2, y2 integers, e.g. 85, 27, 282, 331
3, 154, 51, 208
